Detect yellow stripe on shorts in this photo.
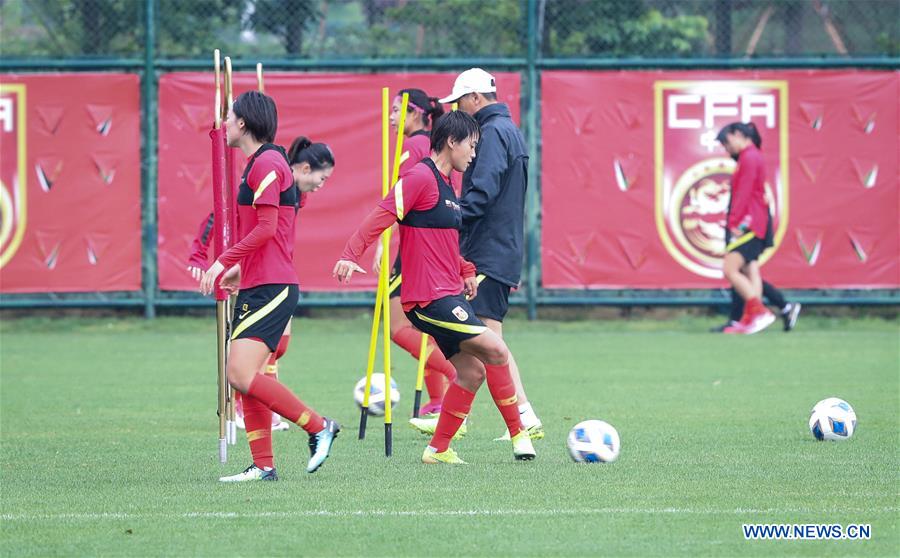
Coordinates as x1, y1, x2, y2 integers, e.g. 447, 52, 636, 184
231, 286, 290, 340
388, 274, 402, 294
726, 232, 756, 252
476, 274, 486, 284
414, 311, 487, 335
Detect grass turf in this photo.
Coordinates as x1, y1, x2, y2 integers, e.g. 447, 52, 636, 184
1, 315, 897, 556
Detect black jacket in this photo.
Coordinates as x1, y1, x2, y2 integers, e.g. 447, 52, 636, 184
460, 103, 528, 287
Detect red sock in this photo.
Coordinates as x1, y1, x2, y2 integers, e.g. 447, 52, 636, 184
392, 326, 423, 357
423, 368, 448, 404
242, 393, 273, 469
428, 383, 475, 452
425, 340, 456, 382
246, 373, 325, 434
485, 361, 523, 439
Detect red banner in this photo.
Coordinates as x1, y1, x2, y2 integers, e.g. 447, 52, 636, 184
541, 70, 898, 289
157, 72, 520, 292
0, 74, 142, 293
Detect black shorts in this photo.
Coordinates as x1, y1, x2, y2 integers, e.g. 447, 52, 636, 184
405, 294, 487, 359
388, 255, 402, 299
726, 231, 766, 263
231, 284, 299, 352
726, 216, 773, 263
469, 274, 511, 322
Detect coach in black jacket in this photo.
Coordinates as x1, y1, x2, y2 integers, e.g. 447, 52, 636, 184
438, 68, 543, 440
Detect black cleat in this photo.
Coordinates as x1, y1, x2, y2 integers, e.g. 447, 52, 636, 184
782, 302, 801, 331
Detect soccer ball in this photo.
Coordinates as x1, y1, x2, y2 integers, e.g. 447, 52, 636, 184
808, 397, 857, 441
567, 419, 620, 463
353, 373, 400, 416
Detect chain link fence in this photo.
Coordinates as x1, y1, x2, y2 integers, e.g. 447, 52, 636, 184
1, 0, 897, 60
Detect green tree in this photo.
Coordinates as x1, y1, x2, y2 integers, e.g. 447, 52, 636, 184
248, 0, 320, 56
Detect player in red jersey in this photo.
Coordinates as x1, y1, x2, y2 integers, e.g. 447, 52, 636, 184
334, 111, 536, 464
188, 136, 335, 432
200, 91, 339, 481
716, 121, 777, 334
370, 88, 459, 418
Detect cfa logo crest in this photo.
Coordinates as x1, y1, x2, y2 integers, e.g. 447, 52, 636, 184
0, 84, 27, 269
653, 81, 789, 278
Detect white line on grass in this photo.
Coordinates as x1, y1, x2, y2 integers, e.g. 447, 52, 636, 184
2, 507, 897, 521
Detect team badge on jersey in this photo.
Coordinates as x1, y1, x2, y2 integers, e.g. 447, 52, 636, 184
451, 305, 469, 322
0, 84, 27, 269
653, 80, 789, 278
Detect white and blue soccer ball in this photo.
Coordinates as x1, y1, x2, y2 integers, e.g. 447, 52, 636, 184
567, 419, 620, 463
809, 397, 857, 441
354, 373, 400, 416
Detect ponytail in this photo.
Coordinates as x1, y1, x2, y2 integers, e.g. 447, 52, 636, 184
427, 97, 445, 129
288, 136, 335, 171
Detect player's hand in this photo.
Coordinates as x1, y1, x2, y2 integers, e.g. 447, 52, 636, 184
730, 227, 745, 239
219, 265, 241, 295
372, 242, 384, 275
200, 261, 225, 296
333, 260, 366, 284
187, 265, 203, 282
463, 276, 478, 300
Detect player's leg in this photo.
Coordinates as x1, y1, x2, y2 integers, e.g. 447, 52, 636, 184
223, 285, 338, 479
265, 320, 292, 431
761, 280, 801, 331
471, 276, 543, 440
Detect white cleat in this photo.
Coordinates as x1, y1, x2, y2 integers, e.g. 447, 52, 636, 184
218, 464, 278, 482
511, 430, 536, 461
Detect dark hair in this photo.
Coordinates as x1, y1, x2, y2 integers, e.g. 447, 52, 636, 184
288, 136, 335, 170
716, 121, 762, 148
399, 88, 445, 128
232, 91, 277, 143
481, 91, 498, 102
430, 110, 479, 152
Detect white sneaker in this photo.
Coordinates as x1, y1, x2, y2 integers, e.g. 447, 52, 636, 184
272, 415, 290, 431
218, 464, 278, 482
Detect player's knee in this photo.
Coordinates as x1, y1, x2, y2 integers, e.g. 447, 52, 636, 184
226, 364, 251, 393
483, 343, 509, 366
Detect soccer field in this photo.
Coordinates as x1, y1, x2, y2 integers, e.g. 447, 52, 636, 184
1, 315, 897, 556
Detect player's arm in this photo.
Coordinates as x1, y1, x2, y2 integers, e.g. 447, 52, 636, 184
200, 162, 284, 295
187, 212, 214, 281
335, 170, 436, 284
460, 257, 478, 299
727, 152, 760, 235
460, 128, 508, 223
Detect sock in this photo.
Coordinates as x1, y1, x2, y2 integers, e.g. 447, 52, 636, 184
485, 361, 523, 439
425, 339, 456, 382
246, 373, 325, 434
729, 288, 744, 322
762, 281, 787, 310
242, 393, 273, 469
428, 384, 475, 453
423, 368, 448, 404
234, 390, 244, 419
263, 349, 281, 425
518, 401, 539, 427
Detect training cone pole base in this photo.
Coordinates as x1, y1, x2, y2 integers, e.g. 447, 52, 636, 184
358, 408, 369, 440
385, 423, 393, 457
413, 390, 422, 418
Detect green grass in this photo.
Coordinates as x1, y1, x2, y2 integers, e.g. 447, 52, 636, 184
1, 315, 898, 557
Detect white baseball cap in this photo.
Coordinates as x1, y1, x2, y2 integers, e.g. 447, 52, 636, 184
438, 68, 497, 104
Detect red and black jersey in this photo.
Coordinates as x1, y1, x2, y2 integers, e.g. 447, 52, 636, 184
399, 131, 431, 177
233, 144, 299, 289
379, 159, 463, 305
727, 145, 770, 239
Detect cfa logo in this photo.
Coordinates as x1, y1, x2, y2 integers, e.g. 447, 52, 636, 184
654, 81, 789, 278
0, 84, 27, 269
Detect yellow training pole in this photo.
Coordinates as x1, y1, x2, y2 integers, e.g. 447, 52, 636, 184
412, 334, 428, 417
358, 88, 392, 439
212, 49, 229, 463
382, 92, 409, 456
256, 63, 264, 92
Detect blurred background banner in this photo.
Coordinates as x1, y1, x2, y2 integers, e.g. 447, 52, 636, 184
541, 70, 898, 289
0, 0, 896, 313
0, 74, 142, 293
156, 71, 521, 292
